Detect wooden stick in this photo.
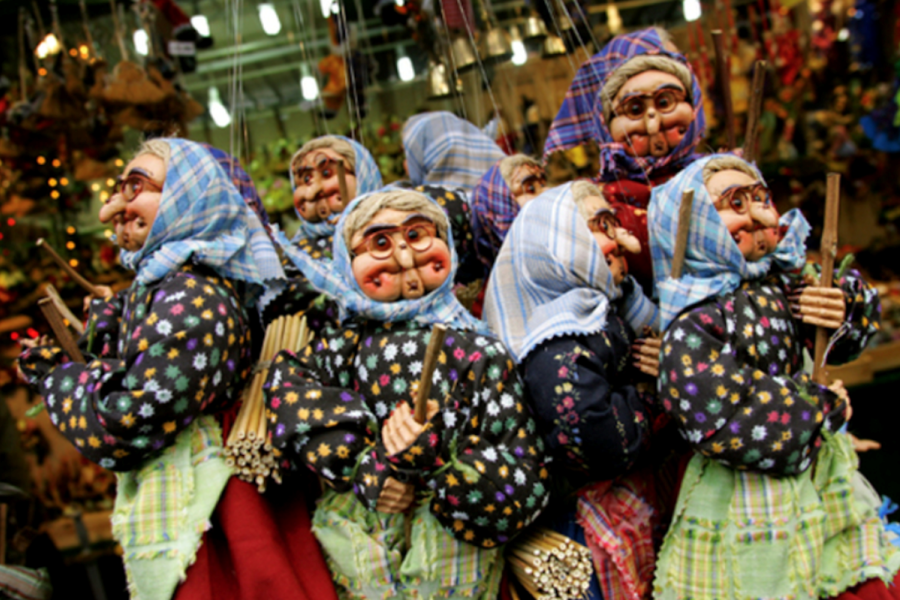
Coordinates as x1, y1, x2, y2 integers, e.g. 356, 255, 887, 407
743, 60, 767, 163
671, 190, 695, 280
414, 324, 448, 424
78, 0, 95, 55
43, 283, 85, 335
336, 160, 350, 210
38, 298, 85, 363
712, 30, 736, 150
36, 239, 98, 296
108, 0, 128, 61
812, 173, 841, 384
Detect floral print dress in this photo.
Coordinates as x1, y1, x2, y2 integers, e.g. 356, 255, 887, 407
18, 265, 252, 472
653, 271, 900, 600
264, 319, 550, 599
523, 311, 677, 600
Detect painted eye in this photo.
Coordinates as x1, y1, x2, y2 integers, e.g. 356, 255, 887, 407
524, 183, 535, 193
321, 167, 333, 178
730, 196, 745, 211
373, 233, 391, 250
407, 228, 422, 242
303, 173, 312, 185
626, 99, 645, 117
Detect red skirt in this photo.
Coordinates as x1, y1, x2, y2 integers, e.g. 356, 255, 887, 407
832, 571, 900, 600
172, 475, 338, 600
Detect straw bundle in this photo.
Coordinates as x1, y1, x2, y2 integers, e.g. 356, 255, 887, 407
225, 314, 313, 493
506, 528, 593, 600
102, 61, 167, 105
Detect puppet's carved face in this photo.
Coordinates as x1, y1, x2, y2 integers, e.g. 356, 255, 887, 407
350, 208, 451, 302
706, 169, 780, 260
581, 194, 641, 286
292, 147, 357, 224
508, 164, 547, 208
98, 153, 164, 251
609, 70, 693, 158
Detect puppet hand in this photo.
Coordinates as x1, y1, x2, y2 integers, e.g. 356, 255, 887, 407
828, 379, 851, 421
849, 433, 881, 453
19, 335, 51, 351
375, 476, 415, 513
382, 400, 439, 457
791, 287, 845, 329
632, 334, 661, 378
83, 285, 114, 313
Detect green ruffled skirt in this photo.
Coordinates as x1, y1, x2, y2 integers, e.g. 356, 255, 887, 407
312, 490, 504, 600
654, 432, 900, 600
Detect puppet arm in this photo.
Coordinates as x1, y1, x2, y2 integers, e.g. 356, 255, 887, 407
18, 271, 250, 472
80, 293, 125, 358
426, 338, 550, 549
659, 301, 846, 477
522, 328, 656, 483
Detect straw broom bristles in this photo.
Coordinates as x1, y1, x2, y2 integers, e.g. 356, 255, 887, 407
225, 314, 313, 492
506, 527, 593, 600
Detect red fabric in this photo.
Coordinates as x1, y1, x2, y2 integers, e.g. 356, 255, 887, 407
147, 0, 190, 27
831, 572, 900, 600
173, 476, 338, 600
442, 0, 475, 31
606, 201, 653, 296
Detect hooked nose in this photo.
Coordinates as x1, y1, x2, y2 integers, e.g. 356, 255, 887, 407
395, 241, 415, 269
749, 202, 779, 228
614, 227, 642, 254
99, 193, 127, 223
643, 109, 661, 135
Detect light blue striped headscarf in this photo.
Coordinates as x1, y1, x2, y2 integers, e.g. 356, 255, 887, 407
402, 111, 506, 193
649, 154, 810, 330
483, 183, 659, 363
119, 138, 284, 305
276, 190, 490, 334
289, 135, 383, 242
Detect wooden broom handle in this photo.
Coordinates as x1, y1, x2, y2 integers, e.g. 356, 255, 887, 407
812, 173, 841, 385
38, 298, 85, 363
414, 324, 448, 424
36, 238, 98, 296
671, 190, 695, 280
712, 30, 736, 150
43, 283, 85, 336
743, 60, 767, 163
336, 160, 350, 211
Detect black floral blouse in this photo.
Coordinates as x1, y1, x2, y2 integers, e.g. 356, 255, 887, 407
294, 233, 333, 261
261, 256, 338, 331
522, 313, 664, 486
264, 319, 551, 548
658, 271, 879, 476
18, 265, 252, 472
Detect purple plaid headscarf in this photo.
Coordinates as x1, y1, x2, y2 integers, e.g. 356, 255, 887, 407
544, 29, 671, 161
470, 161, 516, 270
543, 28, 707, 184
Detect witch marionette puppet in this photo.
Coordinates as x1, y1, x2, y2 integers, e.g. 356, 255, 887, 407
401, 111, 506, 194
470, 154, 547, 273
483, 181, 671, 600
17, 139, 339, 600
264, 136, 384, 327
264, 188, 551, 599
648, 154, 900, 600
545, 27, 706, 295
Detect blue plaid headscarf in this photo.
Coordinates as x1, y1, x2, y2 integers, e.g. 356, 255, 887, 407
277, 190, 490, 334
290, 135, 383, 243
543, 28, 671, 161
589, 33, 706, 184
649, 154, 810, 330
402, 111, 506, 193
119, 138, 284, 305
484, 183, 659, 363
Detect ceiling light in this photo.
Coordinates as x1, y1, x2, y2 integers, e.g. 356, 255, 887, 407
683, 0, 702, 21
258, 3, 281, 36
510, 26, 527, 66
133, 30, 149, 56
300, 64, 319, 100
35, 33, 62, 59
397, 48, 415, 82
208, 87, 232, 128
191, 15, 210, 37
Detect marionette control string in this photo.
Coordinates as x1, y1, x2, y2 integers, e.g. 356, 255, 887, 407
452, 0, 509, 142
291, 0, 331, 135
436, 1, 470, 123
337, 3, 365, 146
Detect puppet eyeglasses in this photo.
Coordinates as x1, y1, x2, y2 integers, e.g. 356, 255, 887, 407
293, 155, 355, 190
113, 173, 163, 202
514, 172, 547, 195
351, 216, 437, 260
715, 183, 772, 214
613, 87, 687, 121
587, 208, 620, 237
